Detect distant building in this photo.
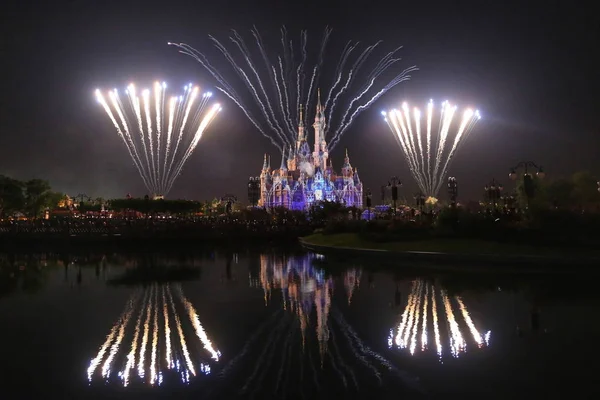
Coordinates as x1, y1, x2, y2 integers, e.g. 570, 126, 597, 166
259, 92, 363, 210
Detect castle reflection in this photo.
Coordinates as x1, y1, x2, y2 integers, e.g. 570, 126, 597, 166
87, 283, 220, 387
233, 254, 422, 398
388, 279, 491, 360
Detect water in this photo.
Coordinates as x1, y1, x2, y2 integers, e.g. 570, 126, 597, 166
0, 250, 598, 399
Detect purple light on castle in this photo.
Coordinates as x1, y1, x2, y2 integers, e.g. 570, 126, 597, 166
259, 91, 363, 210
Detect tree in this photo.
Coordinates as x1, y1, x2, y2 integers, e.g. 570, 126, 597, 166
0, 175, 25, 217
571, 171, 600, 208
544, 178, 575, 208
24, 179, 52, 218
44, 191, 68, 210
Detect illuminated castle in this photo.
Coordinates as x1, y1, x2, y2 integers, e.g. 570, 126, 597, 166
259, 91, 363, 210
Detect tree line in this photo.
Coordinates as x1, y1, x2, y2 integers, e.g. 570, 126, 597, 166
0, 175, 65, 218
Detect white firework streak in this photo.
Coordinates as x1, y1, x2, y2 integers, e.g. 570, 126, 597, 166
275, 58, 296, 135
95, 90, 150, 191
214, 34, 290, 148
170, 27, 416, 157
272, 63, 295, 136
171, 43, 282, 154
164, 87, 197, 188
330, 69, 416, 149
251, 27, 296, 144
141, 89, 157, 191
96, 82, 220, 196
166, 103, 221, 194
382, 100, 480, 196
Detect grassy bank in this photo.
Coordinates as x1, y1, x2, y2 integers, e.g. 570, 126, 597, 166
302, 233, 598, 257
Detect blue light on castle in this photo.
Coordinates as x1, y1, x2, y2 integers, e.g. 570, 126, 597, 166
259, 92, 363, 210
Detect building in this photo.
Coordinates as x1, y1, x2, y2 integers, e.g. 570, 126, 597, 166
259, 92, 363, 210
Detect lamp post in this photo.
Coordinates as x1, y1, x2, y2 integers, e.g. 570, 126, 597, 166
484, 179, 503, 209
447, 177, 458, 207
247, 176, 260, 207
387, 176, 402, 215
73, 193, 91, 211
509, 161, 545, 208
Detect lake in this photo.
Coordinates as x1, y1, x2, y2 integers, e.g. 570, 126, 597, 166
0, 249, 597, 399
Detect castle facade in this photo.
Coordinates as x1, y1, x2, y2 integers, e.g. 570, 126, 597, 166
259, 93, 363, 210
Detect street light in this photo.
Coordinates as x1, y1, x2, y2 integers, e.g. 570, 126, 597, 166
447, 177, 458, 206
484, 178, 503, 208
509, 161, 545, 181
387, 176, 402, 215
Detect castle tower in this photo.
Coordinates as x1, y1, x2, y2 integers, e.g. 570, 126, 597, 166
296, 104, 306, 151
286, 145, 296, 171
312, 89, 328, 171
259, 154, 269, 207
342, 148, 353, 179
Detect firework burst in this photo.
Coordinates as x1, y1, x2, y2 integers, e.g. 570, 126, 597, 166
169, 26, 416, 156
95, 82, 222, 197
382, 100, 481, 197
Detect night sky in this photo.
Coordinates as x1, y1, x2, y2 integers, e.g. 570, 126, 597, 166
1, 0, 598, 201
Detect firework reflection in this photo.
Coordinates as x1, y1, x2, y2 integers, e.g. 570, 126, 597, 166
389, 279, 491, 361
225, 254, 423, 398
87, 283, 219, 387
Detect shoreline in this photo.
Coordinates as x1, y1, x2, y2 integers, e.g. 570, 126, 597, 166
300, 233, 600, 272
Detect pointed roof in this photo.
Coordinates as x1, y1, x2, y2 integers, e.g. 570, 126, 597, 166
262, 153, 268, 170
353, 167, 361, 183
280, 150, 287, 171
299, 104, 304, 127
343, 148, 352, 170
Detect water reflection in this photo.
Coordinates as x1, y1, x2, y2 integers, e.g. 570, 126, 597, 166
388, 279, 491, 360
228, 254, 422, 398
87, 283, 220, 387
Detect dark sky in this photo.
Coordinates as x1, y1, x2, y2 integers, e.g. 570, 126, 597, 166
1, 0, 598, 201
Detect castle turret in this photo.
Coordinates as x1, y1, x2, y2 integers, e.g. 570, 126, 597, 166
312, 89, 328, 170
342, 148, 353, 179
286, 145, 296, 171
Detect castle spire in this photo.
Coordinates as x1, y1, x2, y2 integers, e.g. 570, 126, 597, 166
268, 155, 271, 169
280, 150, 287, 171
299, 104, 304, 126
262, 153, 268, 170
317, 88, 321, 108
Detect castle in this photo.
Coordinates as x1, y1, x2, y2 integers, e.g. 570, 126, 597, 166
259, 91, 363, 210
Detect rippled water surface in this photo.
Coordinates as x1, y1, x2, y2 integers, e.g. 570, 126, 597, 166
0, 250, 598, 399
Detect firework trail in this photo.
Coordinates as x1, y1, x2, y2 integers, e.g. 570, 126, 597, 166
169, 26, 416, 157
95, 82, 221, 196
383, 100, 481, 197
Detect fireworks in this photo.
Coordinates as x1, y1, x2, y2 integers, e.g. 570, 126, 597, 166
95, 82, 222, 197
382, 101, 481, 197
169, 26, 416, 156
